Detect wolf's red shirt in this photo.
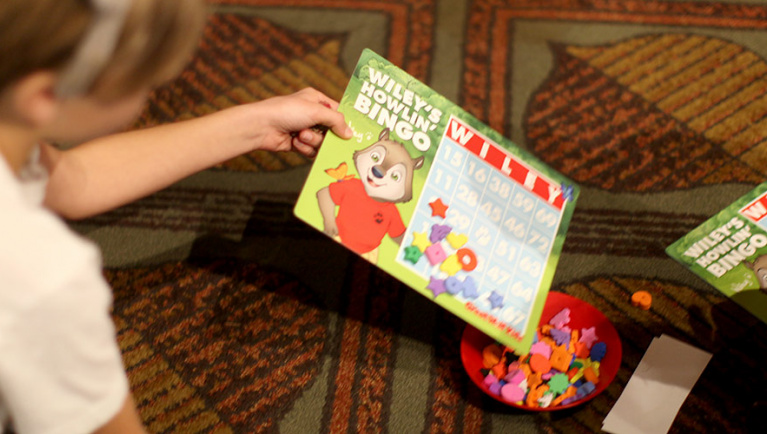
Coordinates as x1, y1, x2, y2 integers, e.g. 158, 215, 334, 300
329, 178, 406, 254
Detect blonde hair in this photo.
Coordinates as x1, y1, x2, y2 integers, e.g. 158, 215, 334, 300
0, 0, 206, 100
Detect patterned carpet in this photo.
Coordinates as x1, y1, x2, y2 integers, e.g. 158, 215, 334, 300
70, 1, 767, 432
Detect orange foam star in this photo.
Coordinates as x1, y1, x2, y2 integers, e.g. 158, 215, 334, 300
429, 198, 449, 218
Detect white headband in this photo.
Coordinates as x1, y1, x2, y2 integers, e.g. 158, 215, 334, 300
55, 0, 132, 98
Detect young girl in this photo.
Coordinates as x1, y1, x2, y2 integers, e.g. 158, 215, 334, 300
0, 1, 351, 432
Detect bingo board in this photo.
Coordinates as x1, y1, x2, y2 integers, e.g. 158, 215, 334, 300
667, 181, 767, 323
295, 49, 579, 352
397, 116, 567, 341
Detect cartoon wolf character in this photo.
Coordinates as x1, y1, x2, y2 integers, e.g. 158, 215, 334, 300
745, 254, 767, 295
317, 128, 424, 263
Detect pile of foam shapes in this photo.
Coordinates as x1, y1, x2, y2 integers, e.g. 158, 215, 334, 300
480, 307, 607, 408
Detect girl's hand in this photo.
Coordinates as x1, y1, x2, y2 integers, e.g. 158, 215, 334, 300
239, 87, 353, 157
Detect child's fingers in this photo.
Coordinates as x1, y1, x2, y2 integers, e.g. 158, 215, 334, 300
284, 88, 351, 139
312, 109, 352, 139
296, 128, 325, 147
298, 87, 340, 110
292, 140, 318, 157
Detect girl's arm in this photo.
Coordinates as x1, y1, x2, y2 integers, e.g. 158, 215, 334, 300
42, 88, 351, 220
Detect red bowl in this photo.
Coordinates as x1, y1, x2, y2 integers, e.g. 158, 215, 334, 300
460, 291, 622, 411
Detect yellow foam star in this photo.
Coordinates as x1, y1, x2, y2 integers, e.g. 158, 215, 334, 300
411, 231, 432, 252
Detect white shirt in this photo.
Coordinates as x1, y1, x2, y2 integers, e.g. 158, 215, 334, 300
0, 147, 129, 433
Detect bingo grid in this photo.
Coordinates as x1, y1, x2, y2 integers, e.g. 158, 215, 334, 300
398, 116, 567, 337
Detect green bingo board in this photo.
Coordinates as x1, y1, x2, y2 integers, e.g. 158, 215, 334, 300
295, 49, 579, 353
667, 182, 767, 324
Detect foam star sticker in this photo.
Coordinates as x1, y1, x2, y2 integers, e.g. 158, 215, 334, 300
579, 326, 599, 349
403, 246, 423, 264
488, 290, 505, 309
429, 198, 449, 219
411, 231, 431, 252
427, 276, 446, 298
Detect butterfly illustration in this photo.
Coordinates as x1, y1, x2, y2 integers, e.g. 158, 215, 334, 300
325, 162, 356, 181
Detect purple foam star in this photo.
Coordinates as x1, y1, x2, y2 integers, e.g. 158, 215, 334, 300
427, 277, 446, 298
488, 290, 505, 309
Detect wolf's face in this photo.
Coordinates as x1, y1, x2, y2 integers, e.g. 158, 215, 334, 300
353, 129, 424, 203
746, 254, 767, 290
756, 268, 767, 290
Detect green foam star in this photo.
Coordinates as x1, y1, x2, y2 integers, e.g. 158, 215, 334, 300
404, 245, 423, 264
